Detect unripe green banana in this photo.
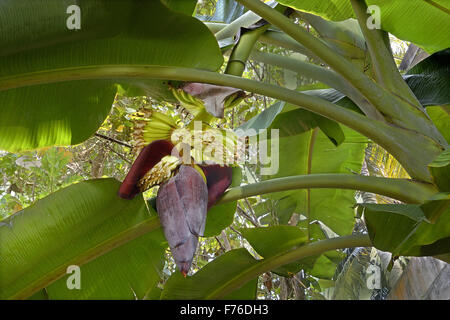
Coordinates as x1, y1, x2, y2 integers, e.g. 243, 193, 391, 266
151, 111, 177, 127
146, 120, 173, 132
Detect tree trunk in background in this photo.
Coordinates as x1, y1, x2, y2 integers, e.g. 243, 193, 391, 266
388, 257, 450, 300
91, 144, 106, 178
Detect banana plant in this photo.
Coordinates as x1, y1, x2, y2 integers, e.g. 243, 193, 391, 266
0, 0, 449, 299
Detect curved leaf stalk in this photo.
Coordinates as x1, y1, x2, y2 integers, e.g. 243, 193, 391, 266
219, 174, 436, 205
350, 0, 423, 109
205, 234, 372, 299
249, 50, 384, 120
0, 65, 441, 181
235, 0, 447, 146
259, 30, 319, 59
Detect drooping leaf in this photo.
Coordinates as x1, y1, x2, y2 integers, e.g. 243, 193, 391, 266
0, 178, 164, 300
405, 49, 450, 106
421, 193, 450, 224
241, 226, 344, 279
427, 106, 450, 145
269, 107, 345, 147
0, 0, 223, 152
160, 248, 258, 300
331, 247, 371, 300
428, 148, 450, 192
45, 230, 167, 299
203, 201, 237, 237
265, 126, 367, 236
237, 100, 346, 146
236, 101, 286, 133
361, 203, 450, 257
241, 226, 309, 255
275, 195, 297, 225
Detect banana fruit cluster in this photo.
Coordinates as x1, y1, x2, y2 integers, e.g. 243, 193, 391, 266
171, 87, 205, 117
131, 107, 179, 155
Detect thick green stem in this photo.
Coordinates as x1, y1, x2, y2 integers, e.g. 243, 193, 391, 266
219, 174, 436, 205
350, 0, 423, 109
235, 0, 446, 146
250, 50, 337, 87
225, 24, 270, 76
0, 65, 382, 138
206, 234, 372, 299
0, 65, 442, 181
250, 50, 384, 120
259, 30, 319, 60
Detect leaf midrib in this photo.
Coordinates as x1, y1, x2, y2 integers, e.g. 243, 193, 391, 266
7, 217, 161, 299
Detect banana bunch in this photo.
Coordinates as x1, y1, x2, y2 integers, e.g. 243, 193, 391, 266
131, 107, 180, 155
171, 87, 205, 117
142, 111, 179, 143
223, 91, 246, 111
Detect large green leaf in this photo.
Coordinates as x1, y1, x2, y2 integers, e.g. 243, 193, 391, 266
265, 126, 367, 236
0, 178, 164, 299
361, 203, 450, 257
236, 101, 285, 133
242, 226, 309, 254
160, 230, 369, 299
237, 100, 346, 146
162, 0, 198, 15
160, 248, 258, 300
44, 230, 166, 300
277, 0, 450, 53
204, 201, 238, 237
241, 226, 344, 279
405, 49, 450, 106
331, 247, 371, 300
428, 148, 450, 192
269, 106, 345, 146
0, 0, 223, 152
428, 106, 450, 145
